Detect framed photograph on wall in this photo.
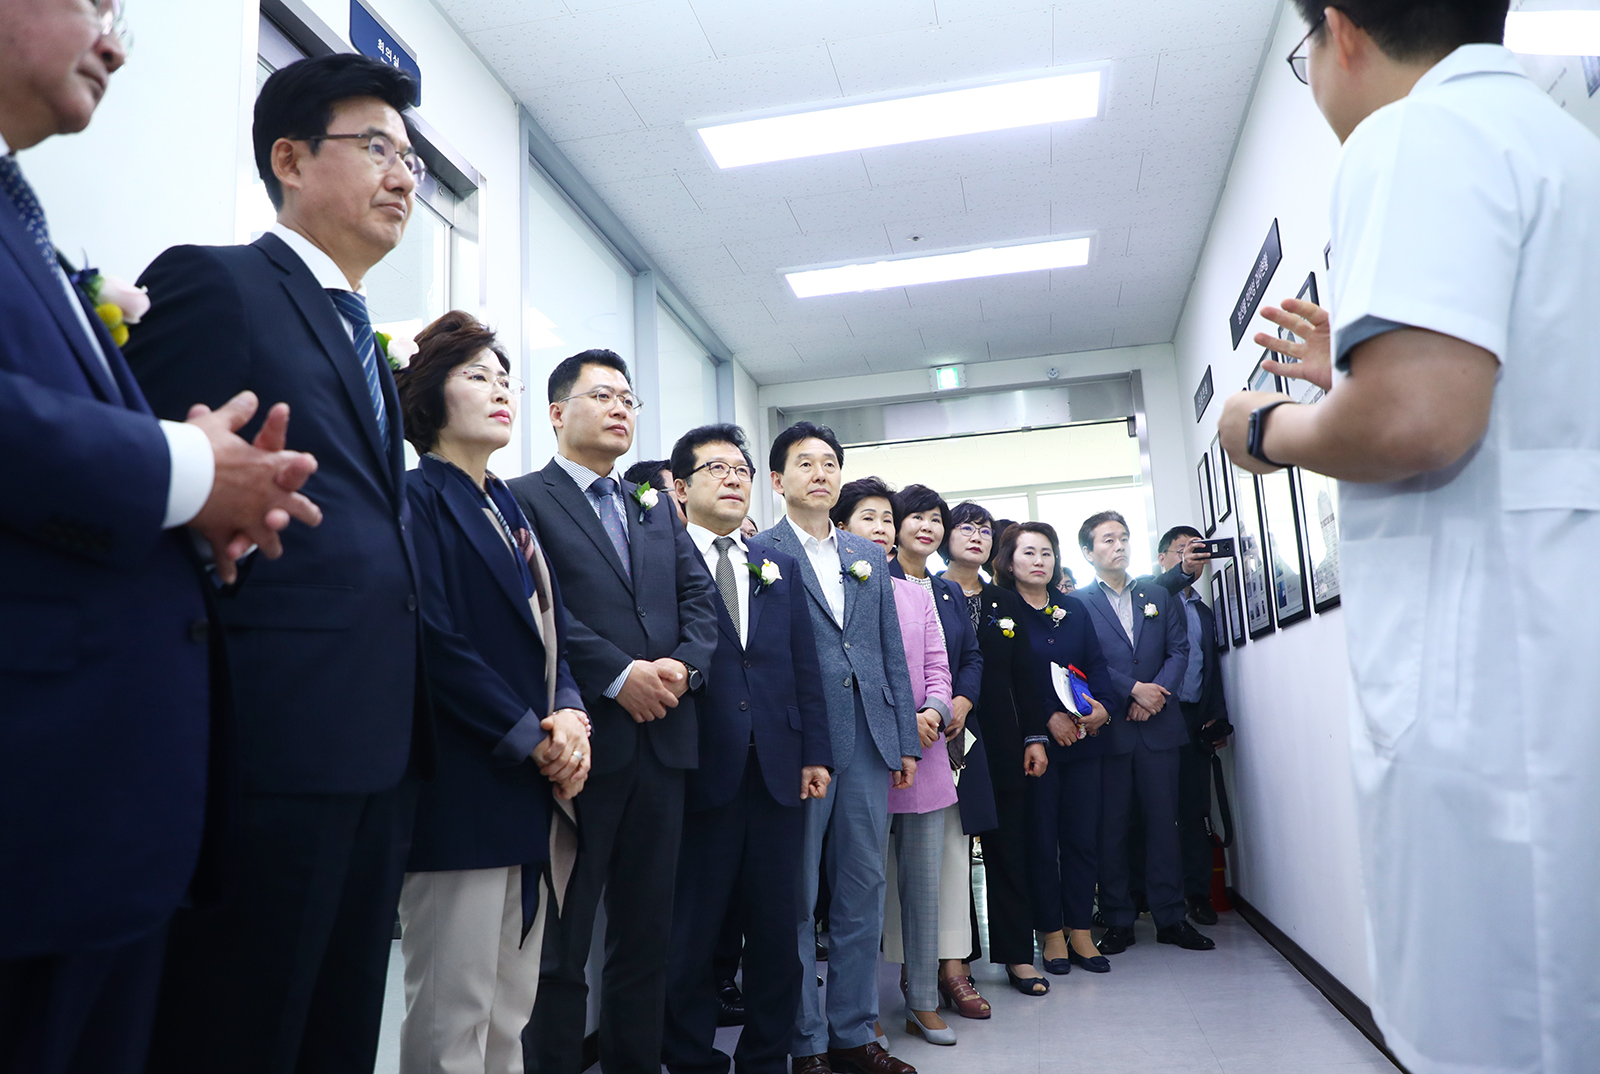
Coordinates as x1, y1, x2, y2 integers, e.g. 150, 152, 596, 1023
1275, 273, 1326, 405
1198, 455, 1216, 536
1297, 468, 1341, 611
1211, 571, 1230, 653
1211, 433, 1232, 523
1233, 463, 1275, 639
1258, 466, 1312, 629
1249, 352, 1283, 394
1224, 560, 1246, 647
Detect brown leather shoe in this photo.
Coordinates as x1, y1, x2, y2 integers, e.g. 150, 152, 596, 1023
828, 1042, 916, 1074
792, 1054, 833, 1074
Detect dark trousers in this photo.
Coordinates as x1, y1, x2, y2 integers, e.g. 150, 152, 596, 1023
1025, 751, 1102, 933
664, 750, 803, 1074
1177, 736, 1214, 899
527, 743, 686, 1074
1098, 741, 1184, 929
0, 926, 167, 1074
979, 786, 1032, 965
146, 784, 415, 1074
713, 905, 744, 984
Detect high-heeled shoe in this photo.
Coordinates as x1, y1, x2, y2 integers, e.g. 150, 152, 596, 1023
905, 1008, 957, 1046
937, 974, 991, 1019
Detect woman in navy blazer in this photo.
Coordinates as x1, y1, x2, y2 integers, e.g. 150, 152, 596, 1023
994, 522, 1117, 983
396, 313, 591, 1074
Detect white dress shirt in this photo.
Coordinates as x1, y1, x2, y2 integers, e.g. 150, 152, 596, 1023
267, 222, 363, 347
1, 131, 214, 529
549, 453, 634, 698
1097, 576, 1136, 644
687, 522, 749, 648
782, 514, 844, 626
1326, 45, 1600, 1074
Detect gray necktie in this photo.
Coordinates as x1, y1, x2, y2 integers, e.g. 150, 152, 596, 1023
714, 536, 741, 642
590, 477, 631, 580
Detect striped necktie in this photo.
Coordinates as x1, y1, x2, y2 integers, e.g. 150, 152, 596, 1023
0, 154, 60, 276
324, 288, 390, 447
713, 536, 741, 643
589, 477, 632, 581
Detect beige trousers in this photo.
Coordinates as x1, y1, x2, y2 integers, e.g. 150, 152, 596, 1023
882, 802, 971, 962
398, 866, 549, 1074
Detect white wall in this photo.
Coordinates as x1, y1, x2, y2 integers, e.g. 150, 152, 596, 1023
756, 343, 1191, 540
1169, 3, 1371, 1000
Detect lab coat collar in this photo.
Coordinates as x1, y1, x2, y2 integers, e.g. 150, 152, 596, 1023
1411, 44, 1528, 97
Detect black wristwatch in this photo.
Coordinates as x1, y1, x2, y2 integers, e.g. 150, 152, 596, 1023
681, 662, 704, 693
1246, 401, 1291, 468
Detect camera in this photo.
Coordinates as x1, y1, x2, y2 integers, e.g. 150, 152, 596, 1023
1195, 537, 1235, 559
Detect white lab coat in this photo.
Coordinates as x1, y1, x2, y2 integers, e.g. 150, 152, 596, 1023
1328, 46, 1600, 1074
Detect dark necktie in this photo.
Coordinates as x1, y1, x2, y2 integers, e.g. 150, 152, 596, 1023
590, 477, 631, 581
323, 288, 391, 447
714, 536, 741, 642
0, 154, 60, 276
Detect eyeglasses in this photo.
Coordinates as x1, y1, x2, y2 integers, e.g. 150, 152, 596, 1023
310, 132, 427, 183
954, 523, 993, 540
95, 0, 132, 49
1286, 12, 1326, 85
451, 366, 524, 396
690, 460, 754, 483
558, 386, 644, 412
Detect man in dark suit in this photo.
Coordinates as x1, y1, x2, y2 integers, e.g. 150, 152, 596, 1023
510, 350, 719, 1074
661, 424, 831, 1074
1075, 511, 1213, 953
0, 9, 322, 1072
122, 54, 433, 1073
1154, 527, 1233, 926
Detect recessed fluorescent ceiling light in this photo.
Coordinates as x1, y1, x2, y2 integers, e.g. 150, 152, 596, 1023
785, 237, 1092, 298
698, 70, 1102, 169
1504, 10, 1600, 54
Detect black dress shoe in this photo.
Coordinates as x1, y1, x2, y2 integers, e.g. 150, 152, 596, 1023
1156, 920, 1216, 950
793, 1054, 832, 1074
716, 978, 746, 1027
1097, 925, 1136, 955
1187, 895, 1219, 926
1068, 946, 1111, 973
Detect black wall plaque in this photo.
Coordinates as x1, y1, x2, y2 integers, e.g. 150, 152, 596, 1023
1194, 365, 1214, 422
1230, 219, 1282, 349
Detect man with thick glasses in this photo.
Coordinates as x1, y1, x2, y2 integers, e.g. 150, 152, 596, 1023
121, 53, 431, 1074
1220, 3, 1600, 1072
509, 350, 719, 1074
0, 2, 322, 1071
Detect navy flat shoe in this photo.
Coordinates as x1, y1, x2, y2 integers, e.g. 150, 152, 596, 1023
1042, 956, 1071, 975
1068, 946, 1111, 973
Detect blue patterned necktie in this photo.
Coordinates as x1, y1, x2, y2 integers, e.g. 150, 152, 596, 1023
590, 477, 632, 581
324, 288, 391, 447
0, 154, 60, 276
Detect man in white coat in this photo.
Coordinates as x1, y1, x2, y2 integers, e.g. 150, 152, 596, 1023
1219, 2, 1600, 1072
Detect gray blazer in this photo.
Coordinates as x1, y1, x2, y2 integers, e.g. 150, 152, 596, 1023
755, 521, 920, 773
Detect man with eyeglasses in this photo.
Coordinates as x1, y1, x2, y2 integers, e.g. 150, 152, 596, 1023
661, 423, 831, 1074
1220, 3, 1600, 1072
120, 53, 433, 1073
509, 349, 719, 1074
0, 3, 323, 1071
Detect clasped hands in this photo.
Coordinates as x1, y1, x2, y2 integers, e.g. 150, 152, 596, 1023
186, 391, 323, 584
616, 657, 690, 722
1128, 682, 1169, 722
1048, 697, 1109, 746
534, 707, 591, 800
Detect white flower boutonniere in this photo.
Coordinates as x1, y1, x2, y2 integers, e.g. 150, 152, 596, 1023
374, 330, 419, 373
1143, 602, 1159, 618
1044, 604, 1067, 627
631, 483, 658, 522
997, 616, 1016, 639
846, 560, 872, 582
748, 558, 782, 590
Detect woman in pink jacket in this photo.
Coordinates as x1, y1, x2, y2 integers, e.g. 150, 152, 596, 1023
831, 478, 958, 1047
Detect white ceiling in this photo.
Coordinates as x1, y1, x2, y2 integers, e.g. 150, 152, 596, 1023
436, 0, 1279, 384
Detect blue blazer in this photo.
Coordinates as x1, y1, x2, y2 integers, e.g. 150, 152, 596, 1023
1015, 594, 1117, 762
506, 460, 719, 775
0, 192, 212, 959
686, 541, 831, 812
405, 456, 585, 871
890, 564, 997, 835
1077, 577, 1191, 754
756, 521, 920, 772
124, 233, 430, 794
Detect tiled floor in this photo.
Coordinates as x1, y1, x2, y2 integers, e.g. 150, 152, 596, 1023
374, 909, 1397, 1074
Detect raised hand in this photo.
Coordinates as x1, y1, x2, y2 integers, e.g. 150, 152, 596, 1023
186, 392, 321, 585
1253, 297, 1332, 392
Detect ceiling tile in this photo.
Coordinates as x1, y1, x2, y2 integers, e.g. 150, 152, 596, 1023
618, 45, 843, 128
437, 0, 569, 34
477, 1, 715, 91
827, 11, 1054, 97
861, 126, 1052, 186
689, 0, 938, 59
1153, 39, 1268, 105
788, 177, 965, 235
524, 78, 646, 141
555, 126, 706, 182
676, 155, 871, 212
